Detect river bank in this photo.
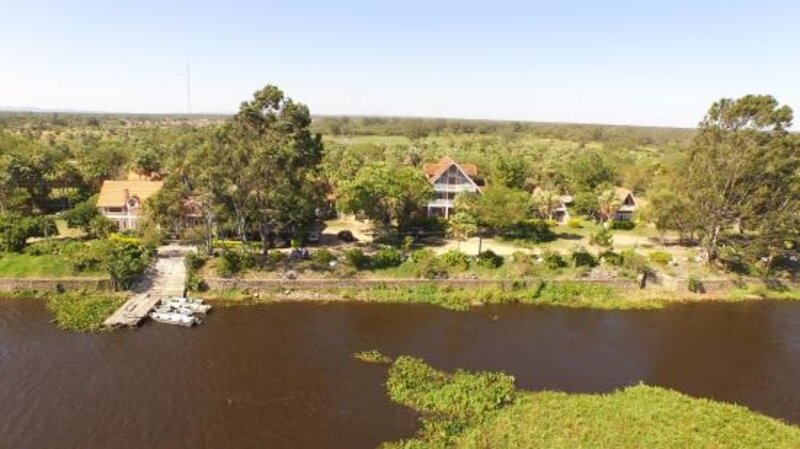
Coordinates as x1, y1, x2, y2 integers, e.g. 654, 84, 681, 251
197, 279, 800, 311
3, 276, 800, 329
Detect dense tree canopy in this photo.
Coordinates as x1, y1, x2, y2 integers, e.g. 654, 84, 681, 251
681, 95, 799, 266
336, 161, 433, 232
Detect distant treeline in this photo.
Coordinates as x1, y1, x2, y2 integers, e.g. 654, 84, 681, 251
312, 115, 697, 147
0, 111, 696, 148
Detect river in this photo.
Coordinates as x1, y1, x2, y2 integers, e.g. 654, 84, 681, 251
1, 299, 799, 448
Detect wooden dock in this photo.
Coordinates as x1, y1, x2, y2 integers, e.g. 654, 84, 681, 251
103, 245, 193, 329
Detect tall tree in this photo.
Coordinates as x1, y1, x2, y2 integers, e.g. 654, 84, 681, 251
190, 85, 325, 254
683, 95, 798, 262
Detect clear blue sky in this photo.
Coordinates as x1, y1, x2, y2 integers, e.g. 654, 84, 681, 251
1, 0, 798, 127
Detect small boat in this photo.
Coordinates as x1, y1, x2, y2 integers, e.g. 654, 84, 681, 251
163, 297, 212, 315
149, 311, 200, 327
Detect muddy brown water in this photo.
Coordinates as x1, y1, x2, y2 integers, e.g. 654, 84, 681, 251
1, 300, 799, 448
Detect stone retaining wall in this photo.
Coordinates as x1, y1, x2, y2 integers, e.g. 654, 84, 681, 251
0, 277, 112, 292
203, 277, 642, 291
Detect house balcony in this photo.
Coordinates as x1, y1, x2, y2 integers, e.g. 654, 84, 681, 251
428, 199, 455, 208
432, 184, 479, 193
618, 204, 636, 212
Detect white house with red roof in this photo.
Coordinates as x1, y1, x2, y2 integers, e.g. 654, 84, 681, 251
422, 157, 483, 219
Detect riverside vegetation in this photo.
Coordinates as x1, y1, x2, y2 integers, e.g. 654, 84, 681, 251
2, 88, 800, 329
359, 354, 800, 448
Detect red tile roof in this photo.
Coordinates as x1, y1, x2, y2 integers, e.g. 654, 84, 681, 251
422, 157, 478, 181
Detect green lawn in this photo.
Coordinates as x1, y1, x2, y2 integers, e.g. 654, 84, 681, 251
379, 356, 800, 449
0, 253, 92, 277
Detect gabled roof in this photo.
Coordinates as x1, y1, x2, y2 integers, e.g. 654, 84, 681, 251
422, 157, 478, 181
97, 180, 164, 208
614, 187, 635, 203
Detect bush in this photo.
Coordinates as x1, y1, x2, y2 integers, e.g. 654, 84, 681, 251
504, 219, 554, 242
410, 249, 437, 264
184, 252, 206, 271
509, 251, 537, 277
688, 276, 705, 293
610, 220, 636, 230
267, 250, 287, 265
105, 242, 152, 290
567, 218, 583, 228
476, 250, 504, 268
600, 250, 623, 266
373, 247, 405, 269
0, 214, 57, 252
311, 248, 335, 266
180, 225, 206, 245
343, 248, 371, 269
71, 240, 109, 273
411, 250, 448, 279
185, 272, 208, 292
440, 250, 470, 270
589, 227, 614, 249
570, 246, 597, 268
218, 249, 254, 277
620, 249, 651, 275
541, 249, 566, 270
24, 239, 65, 256
648, 251, 673, 266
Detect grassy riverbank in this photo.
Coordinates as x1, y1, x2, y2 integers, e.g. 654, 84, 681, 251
45, 290, 125, 332
369, 354, 800, 448
198, 280, 800, 311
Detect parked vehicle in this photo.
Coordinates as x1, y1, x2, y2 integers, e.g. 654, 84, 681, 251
337, 230, 356, 242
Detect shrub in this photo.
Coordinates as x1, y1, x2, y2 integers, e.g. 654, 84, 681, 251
105, 242, 152, 290
688, 276, 705, 293
589, 227, 614, 249
89, 215, 116, 238
311, 248, 335, 266
440, 250, 470, 270
410, 249, 437, 264
180, 225, 206, 245
184, 252, 206, 271
476, 250, 503, 268
185, 272, 208, 292
541, 249, 566, 270
610, 220, 636, 230
648, 251, 673, 266
509, 251, 537, 277
620, 249, 651, 275
218, 250, 244, 277
267, 250, 287, 265
373, 247, 405, 269
343, 248, 371, 269
24, 239, 65, 256
570, 246, 597, 268
567, 218, 583, 229
411, 249, 448, 279
600, 250, 623, 266
504, 219, 554, 242
71, 240, 109, 273
0, 214, 57, 252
